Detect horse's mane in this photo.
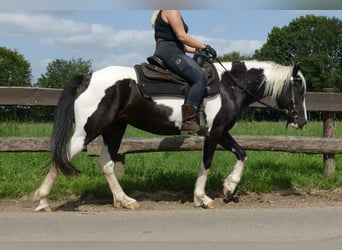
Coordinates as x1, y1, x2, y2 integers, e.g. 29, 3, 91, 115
218, 60, 306, 100
244, 60, 293, 100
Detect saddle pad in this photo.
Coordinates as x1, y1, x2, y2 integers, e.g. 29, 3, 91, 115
135, 64, 188, 97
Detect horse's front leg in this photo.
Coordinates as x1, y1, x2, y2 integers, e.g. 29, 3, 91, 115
219, 133, 247, 201
193, 136, 218, 209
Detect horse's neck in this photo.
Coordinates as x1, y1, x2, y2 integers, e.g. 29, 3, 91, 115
239, 81, 266, 107
215, 60, 291, 101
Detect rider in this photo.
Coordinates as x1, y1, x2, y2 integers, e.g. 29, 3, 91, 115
151, 10, 217, 134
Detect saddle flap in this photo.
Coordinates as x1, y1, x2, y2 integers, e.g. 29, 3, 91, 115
203, 61, 220, 96
141, 63, 186, 84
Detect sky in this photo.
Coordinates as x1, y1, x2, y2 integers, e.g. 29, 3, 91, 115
1, 1, 341, 83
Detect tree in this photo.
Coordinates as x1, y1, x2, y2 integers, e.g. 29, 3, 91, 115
254, 15, 342, 92
31, 58, 92, 121
0, 47, 32, 122
218, 51, 253, 62
36, 58, 92, 88
0, 47, 32, 86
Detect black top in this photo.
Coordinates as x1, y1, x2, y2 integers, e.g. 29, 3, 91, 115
154, 10, 188, 42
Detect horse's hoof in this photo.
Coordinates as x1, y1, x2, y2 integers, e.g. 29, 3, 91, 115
125, 201, 140, 210
44, 207, 52, 212
223, 186, 231, 197
34, 197, 52, 212
194, 195, 215, 209
35, 204, 52, 212
223, 187, 239, 203
223, 186, 233, 201
202, 201, 215, 209
115, 200, 140, 210
194, 201, 215, 209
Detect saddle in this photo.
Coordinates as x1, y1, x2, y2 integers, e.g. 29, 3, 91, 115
134, 55, 220, 99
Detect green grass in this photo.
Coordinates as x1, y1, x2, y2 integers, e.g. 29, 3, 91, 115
0, 121, 341, 199
0, 122, 53, 137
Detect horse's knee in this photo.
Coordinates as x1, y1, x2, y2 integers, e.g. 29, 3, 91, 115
238, 150, 247, 161
232, 145, 246, 161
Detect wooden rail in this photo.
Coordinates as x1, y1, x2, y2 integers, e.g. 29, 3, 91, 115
1, 136, 342, 155
1, 87, 342, 111
1, 87, 341, 175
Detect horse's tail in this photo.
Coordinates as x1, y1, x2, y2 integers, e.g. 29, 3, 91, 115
50, 75, 84, 176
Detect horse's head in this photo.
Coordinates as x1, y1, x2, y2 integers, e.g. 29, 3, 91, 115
276, 64, 308, 129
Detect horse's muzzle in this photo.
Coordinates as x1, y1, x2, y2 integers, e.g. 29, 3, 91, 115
290, 119, 308, 130
285, 109, 307, 130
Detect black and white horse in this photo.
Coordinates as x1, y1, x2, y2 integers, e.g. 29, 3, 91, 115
33, 60, 307, 211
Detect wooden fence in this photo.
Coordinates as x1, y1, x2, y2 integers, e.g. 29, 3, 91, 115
1, 87, 342, 175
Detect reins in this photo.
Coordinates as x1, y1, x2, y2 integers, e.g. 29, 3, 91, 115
214, 57, 297, 122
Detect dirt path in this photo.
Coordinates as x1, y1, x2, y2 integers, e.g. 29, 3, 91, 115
1, 188, 342, 212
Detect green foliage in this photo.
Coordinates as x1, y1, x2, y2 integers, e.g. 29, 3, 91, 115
35, 58, 92, 88
254, 15, 342, 92
0, 47, 32, 86
218, 51, 253, 62
32, 58, 92, 122
0, 47, 33, 122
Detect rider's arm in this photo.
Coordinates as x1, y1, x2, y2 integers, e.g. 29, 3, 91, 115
164, 10, 206, 51
184, 45, 196, 53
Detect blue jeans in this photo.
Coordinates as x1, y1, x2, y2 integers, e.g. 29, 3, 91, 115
154, 41, 208, 109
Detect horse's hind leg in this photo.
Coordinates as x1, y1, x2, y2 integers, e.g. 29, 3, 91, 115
98, 124, 139, 209
33, 133, 86, 211
32, 165, 58, 212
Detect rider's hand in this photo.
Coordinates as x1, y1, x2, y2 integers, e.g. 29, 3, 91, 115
203, 44, 217, 58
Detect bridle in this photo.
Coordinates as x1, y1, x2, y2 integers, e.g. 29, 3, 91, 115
284, 76, 300, 127
215, 57, 300, 127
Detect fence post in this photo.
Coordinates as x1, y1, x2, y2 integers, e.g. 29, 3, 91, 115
322, 88, 336, 175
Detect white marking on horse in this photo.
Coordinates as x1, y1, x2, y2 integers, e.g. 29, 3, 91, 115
223, 159, 246, 196
194, 161, 214, 208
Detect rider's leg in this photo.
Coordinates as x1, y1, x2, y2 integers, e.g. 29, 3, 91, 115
155, 43, 208, 134
180, 57, 207, 134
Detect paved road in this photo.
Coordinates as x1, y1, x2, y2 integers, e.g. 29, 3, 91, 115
1, 207, 342, 241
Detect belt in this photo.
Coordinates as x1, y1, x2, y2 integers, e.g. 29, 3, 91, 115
156, 38, 167, 43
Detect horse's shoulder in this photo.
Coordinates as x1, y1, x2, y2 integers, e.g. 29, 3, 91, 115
97, 65, 133, 73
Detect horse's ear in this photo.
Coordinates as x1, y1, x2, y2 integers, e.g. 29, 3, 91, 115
292, 63, 300, 76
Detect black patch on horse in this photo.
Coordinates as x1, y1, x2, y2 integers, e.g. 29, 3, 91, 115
75, 73, 92, 98
231, 61, 248, 77
134, 56, 220, 99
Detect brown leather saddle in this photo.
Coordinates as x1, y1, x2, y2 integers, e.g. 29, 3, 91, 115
134, 56, 220, 99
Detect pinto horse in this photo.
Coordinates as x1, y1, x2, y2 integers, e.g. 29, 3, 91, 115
33, 60, 307, 211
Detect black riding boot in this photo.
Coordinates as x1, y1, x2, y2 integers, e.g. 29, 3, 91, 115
181, 104, 200, 135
